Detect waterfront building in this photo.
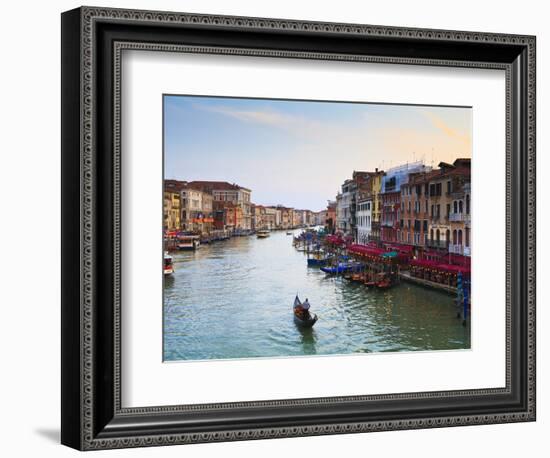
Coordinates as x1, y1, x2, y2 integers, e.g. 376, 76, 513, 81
399, 170, 432, 249
187, 181, 252, 230
352, 169, 385, 242
263, 207, 278, 229
213, 201, 242, 231
371, 171, 384, 229
313, 210, 327, 227
274, 207, 282, 228
251, 204, 261, 231
448, 170, 471, 256
380, 190, 401, 243
326, 201, 336, 233
425, 159, 471, 253
380, 161, 429, 244
356, 193, 373, 245
164, 179, 214, 233
163, 189, 181, 232
179, 186, 208, 232
251, 204, 278, 230
196, 191, 214, 234
294, 209, 314, 227
336, 180, 354, 235
277, 205, 294, 229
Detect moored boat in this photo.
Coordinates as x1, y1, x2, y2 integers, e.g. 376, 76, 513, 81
163, 252, 174, 275
257, 229, 270, 238
320, 262, 364, 275
307, 257, 328, 267
376, 273, 393, 289
177, 235, 200, 251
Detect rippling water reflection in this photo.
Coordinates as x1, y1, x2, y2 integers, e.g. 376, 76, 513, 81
164, 230, 470, 361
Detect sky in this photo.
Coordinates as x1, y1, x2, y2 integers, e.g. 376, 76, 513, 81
164, 95, 472, 211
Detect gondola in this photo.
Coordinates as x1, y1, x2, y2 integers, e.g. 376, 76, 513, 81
293, 295, 318, 328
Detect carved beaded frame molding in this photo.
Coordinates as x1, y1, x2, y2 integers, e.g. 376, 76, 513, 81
61, 6, 536, 451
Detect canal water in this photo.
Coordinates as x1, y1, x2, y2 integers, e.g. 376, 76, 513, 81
164, 230, 470, 361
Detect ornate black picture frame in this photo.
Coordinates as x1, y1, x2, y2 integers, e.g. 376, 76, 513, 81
61, 6, 536, 450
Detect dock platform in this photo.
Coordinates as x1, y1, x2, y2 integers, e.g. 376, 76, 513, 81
399, 271, 457, 295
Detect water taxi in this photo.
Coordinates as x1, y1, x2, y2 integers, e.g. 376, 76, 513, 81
256, 229, 270, 239
177, 235, 200, 251
163, 252, 174, 275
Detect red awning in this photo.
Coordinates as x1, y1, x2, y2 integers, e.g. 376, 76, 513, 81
347, 244, 386, 257
435, 263, 471, 274
410, 259, 440, 268
326, 235, 345, 245
411, 259, 470, 275
384, 243, 414, 253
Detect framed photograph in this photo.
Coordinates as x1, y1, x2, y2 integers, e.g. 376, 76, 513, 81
61, 6, 536, 450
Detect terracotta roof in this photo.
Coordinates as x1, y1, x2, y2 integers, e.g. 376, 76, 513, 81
187, 181, 251, 192
164, 179, 187, 191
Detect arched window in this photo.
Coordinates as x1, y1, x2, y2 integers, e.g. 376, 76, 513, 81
453, 201, 458, 213
458, 229, 463, 245
446, 229, 450, 247
436, 229, 440, 243
466, 194, 470, 214
430, 228, 434, 243
459, 200, 464, 213
466, 227, 470, 247
453, 229, 457, 244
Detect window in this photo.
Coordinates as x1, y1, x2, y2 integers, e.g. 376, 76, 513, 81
466, 227, 470, 247
459, 200, 464, 213
446, 203, 450, 217
436, 204, 441, 217
466, 194, 470, 214
423, 220, 428, 232
447, 180, 451, 194
454, 201, 458, 213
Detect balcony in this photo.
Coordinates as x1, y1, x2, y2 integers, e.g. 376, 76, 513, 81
449, 244, 471, 256
449, 213, 471, 223
427, 240, 447, 249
